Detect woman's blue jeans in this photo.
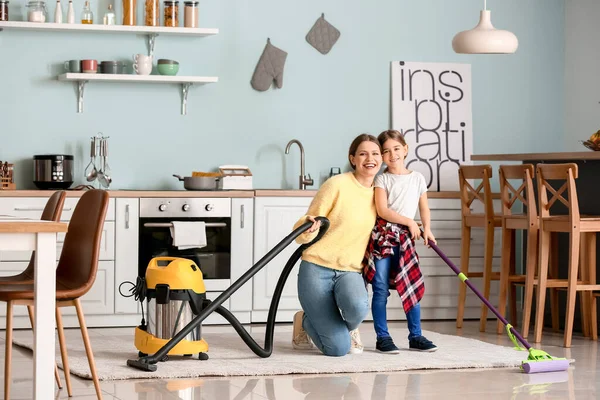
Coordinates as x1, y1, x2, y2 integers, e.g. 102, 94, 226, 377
372, 249, 422, 341
297, 260, 369, 357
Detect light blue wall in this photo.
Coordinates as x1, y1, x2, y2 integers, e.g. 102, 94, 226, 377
0, 0, 564, 190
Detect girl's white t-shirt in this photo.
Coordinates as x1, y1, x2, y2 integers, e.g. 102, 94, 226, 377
374, 171, 427, 219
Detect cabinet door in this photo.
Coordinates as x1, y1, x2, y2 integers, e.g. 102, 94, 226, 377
229, 198, 254, 312
0, 261, 114, 316
0, 197, 115, 221
114, 198, 140, 314
252, 197, 312, 321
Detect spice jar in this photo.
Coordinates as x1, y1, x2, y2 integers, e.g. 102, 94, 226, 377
26, 1, 47, 22
183, 1, 198, 28
144, 0, 159, 26
122, 0, 136, 25
163, 0, 179, 27
0, 1, 8, 21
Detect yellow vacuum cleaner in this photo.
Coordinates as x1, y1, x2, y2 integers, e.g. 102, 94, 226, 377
134, 257, 210, 361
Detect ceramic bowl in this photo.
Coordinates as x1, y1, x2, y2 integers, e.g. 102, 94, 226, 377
157, 63, 179, 76
157, 59, 179, 65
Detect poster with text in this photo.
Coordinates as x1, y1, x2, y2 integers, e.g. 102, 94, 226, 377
391, 61, 472, 191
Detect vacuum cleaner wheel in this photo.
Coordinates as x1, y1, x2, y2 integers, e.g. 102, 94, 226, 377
199, 352, 209, 361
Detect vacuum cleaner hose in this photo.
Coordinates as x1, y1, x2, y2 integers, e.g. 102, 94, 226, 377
127, 216, 330, 370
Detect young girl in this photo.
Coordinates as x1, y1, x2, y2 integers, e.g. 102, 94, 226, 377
363, 129, 438, 353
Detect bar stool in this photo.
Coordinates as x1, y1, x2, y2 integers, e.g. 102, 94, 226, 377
534, 163, 600, 347
457, 165, 502, 332
497, 165, 538, 336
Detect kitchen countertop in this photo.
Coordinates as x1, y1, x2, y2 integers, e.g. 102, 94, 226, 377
0, 189, 466, 198
471, 151, 600, 161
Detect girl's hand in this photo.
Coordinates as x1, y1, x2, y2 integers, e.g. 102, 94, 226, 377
408, 220, 421, 240
423, 229, 436, 246
306, 216, 321, 233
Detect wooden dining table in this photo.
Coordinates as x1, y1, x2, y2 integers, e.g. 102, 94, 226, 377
0, 217, 67, 399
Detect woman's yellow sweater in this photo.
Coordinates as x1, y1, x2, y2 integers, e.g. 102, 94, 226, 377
293, 172, 376, 273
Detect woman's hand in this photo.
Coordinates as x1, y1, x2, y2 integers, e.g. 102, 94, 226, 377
423, 228, 436, 246
407, 220, 421, 240
306, 216, 321, 233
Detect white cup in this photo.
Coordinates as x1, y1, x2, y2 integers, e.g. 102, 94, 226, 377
133, 54, 153, 75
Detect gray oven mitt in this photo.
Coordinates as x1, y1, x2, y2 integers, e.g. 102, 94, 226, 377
251, 38, 288, 91
306, 13, 340, 55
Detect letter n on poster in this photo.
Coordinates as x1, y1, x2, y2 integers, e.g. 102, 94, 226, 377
391, 61, 473, 191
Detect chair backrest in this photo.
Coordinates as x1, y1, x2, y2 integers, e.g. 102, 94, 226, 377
24, 191, 67, 276
499, 164, 537, 222
458, 164, 494, 220
56, 189, 109, 297
535, 163, 579, 221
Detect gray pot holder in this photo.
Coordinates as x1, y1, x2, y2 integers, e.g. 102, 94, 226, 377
306, 13, 340, 55
251, 38, 288, 92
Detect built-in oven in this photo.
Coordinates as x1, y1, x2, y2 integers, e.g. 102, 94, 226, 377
139, 198, 232, 291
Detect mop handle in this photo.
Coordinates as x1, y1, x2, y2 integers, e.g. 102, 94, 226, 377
420, 230, 532, 351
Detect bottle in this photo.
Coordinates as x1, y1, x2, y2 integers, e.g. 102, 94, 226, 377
102, 3, 115, 25
66, 0, 74, 23
54, 0, 62, 23
80, 0, 93, 24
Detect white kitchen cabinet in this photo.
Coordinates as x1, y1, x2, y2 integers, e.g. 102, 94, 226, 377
252, 197, 312, 323
229, 198, 254, 313
114, 198, 140, 315
0, 197, 115, 221
0, 260, 114, 318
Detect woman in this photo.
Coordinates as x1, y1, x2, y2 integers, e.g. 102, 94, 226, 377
291, 133, 383, 356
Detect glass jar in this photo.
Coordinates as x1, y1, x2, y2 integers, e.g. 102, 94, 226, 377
26, 1, 47, 23
0, 1, 8, 21
183, 1, 198, 28
122, 0, 136, 25
163, 0, 179, 27
144, 0, 159, 26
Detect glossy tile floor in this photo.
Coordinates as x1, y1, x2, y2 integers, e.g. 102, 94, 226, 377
0, 320, 598, 399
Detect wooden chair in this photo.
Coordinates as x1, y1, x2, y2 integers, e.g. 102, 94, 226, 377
0, 189, 109, 399
0, 191, 66, 394
497, 165, 538, 336
457, 165, 502, 332
534, 163, 600, 347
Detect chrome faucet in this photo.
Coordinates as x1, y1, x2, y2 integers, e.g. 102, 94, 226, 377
285, 139, 314, 190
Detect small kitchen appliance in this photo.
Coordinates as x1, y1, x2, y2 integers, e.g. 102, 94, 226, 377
33, 154, 74, 189
218, 165, 253, 190
134, 257, 209, 360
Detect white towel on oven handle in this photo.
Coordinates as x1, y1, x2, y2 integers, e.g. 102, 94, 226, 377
169, 221, 207, 250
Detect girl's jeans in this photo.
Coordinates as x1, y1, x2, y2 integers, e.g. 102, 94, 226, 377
372, 248, 422, 341
297, 260, 369, 356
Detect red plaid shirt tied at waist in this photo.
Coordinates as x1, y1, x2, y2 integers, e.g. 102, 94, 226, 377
363, 217, 424, 314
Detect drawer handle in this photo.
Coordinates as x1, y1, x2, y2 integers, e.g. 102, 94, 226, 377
14, 207, 73, 212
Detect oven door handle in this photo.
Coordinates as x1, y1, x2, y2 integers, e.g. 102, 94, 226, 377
143, 222, 227, 228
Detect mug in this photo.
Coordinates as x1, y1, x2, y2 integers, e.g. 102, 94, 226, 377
134, 61, 152, 75
133, 54, 153, 75
81, 59, 98, 73
64, 60, 81, 73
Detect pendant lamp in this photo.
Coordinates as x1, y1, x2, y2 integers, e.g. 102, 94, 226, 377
452, 0, 518, 54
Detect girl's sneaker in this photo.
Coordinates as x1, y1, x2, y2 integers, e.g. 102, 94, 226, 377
292, 311, 314, 350
348, 329, 364, 354
409, 336, 438, 352
376, 337, 400, 354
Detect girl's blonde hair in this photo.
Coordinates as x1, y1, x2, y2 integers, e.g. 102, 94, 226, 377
377, 130, 408, 159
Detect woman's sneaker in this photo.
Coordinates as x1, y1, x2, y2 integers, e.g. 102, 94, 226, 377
409, 336, 438, 352
292, 311, 314, 350
348, 329, 364, 354
376, 337, 400, 354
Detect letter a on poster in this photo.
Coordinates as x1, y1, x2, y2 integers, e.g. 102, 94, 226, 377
391, 61, 473, 191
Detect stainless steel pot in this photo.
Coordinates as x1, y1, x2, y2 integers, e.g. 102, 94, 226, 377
173, 174, 220, 191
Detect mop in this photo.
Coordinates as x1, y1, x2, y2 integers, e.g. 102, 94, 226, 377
424, 233, 571, 374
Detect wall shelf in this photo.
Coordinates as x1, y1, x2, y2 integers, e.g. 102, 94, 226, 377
0, 21, 218, 36
58, 73, 219, 115
0, 21, 218, 56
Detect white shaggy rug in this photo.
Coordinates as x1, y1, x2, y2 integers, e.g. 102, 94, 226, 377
12, 329, 527, 381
